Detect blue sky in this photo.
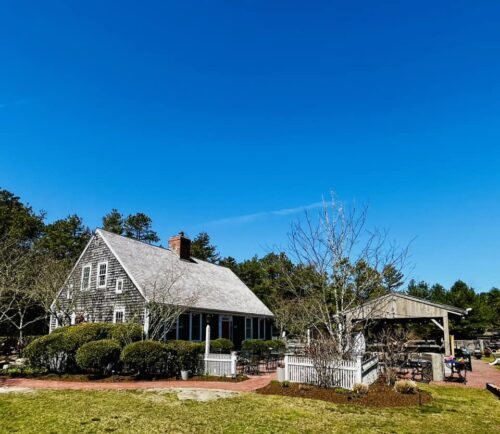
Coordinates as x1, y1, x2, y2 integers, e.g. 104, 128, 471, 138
1, 1, 499, 291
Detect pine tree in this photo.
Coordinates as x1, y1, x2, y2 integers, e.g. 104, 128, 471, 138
190, 232, 220, 263
102, 209, 124, 234
124, 213, 159, 244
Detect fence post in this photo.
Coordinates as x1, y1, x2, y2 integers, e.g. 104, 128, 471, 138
230, 351, 237, 377
356, 356, 363, 384
284, 354, 290, 381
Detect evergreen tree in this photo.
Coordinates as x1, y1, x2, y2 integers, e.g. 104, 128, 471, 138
218, 256, 239, 273
190, 232, 220, 263
102, 209, 125, 234
406, 279, 431, 299
124, 213, 159, 244
0, 188, 45, 246
35, 215, 91, 261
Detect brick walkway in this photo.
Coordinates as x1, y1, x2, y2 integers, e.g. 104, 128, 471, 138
432, 359, 500, 389
0, 372, 276, 393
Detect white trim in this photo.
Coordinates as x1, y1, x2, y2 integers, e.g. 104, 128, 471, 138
81, 264, 92, 291
96, 229, 148, 300
115, 278, 124, 294
97, 261, 108, 288
113, 307, 126, 324
70, 312, 76, 325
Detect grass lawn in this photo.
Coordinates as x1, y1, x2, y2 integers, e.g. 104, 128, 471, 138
0, 385, 498, 433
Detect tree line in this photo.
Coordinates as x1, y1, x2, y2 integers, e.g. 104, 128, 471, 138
0, 187, 498, 344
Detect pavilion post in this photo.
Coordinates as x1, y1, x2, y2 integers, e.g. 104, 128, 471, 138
442, 315, 451, 355
205, 324, 211, 355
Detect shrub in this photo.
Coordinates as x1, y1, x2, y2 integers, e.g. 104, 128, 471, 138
121, 340, 176, 376
210, 338, 234, 354
1, 366, 48, 377
265, 339, 286, 353
352, 383, 369, 394
109, 323, 143, 346
166, 340, 204, 374
76, 339, 122, 375
241, 339, 268, 356
24, 333, 69, 372
62, 323, 114, 352
394, 379, 417, 394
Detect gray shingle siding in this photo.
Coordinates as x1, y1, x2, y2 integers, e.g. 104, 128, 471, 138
51, 233, 146, 330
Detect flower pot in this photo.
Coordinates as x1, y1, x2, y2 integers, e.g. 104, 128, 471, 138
181, 370, 189, 381
277, 366, 286, 382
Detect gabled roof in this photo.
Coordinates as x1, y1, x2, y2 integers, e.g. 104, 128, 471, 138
348, 292, 467, 320
97, 229, 274, 317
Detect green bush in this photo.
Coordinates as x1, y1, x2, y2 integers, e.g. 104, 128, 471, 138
62, 323, 114, 353
241, 339, 269, 356
76, 339, 122, 375
166, 340, 204, 373
24, 333, 69, 372
109, 323, 143, 346
265, 339, 286, 353
210, 338, 234, 354
121, 340, 176, 376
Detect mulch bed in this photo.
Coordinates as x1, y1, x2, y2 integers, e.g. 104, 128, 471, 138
256, 382, 432, 408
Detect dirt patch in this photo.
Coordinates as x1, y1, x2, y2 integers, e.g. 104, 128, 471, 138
0, 386, 34, 394
145, 388, 240, 402
256, 382, 432, 408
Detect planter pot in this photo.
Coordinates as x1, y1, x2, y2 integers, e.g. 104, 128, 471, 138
181, 370, 189, 381
277, 367, 286, 382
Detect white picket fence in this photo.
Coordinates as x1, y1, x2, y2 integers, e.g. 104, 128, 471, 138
284, 354, 379, 389
201, 352, 237, 377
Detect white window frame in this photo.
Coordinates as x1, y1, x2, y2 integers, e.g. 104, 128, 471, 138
115, 278, 124, 294
245, 317, 253, 340
81, 264, 92, 291
113, 307, 125, 324
67, 283, 73, 300
70, 312, 76, 325
97, 261, 108, 288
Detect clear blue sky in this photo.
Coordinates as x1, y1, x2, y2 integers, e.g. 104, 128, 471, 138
1, 1, 499, 291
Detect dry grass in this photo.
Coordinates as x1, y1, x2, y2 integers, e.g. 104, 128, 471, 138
0, 384, 498, 433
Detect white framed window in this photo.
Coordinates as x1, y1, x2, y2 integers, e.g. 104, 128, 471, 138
67, 283, 73, 300
70, 312, 76, 325
97, 262, 108, 288
245, 317, 253, 340
81, 265, 91, 290
115, 278, 124, 294
113, 308, 125, 324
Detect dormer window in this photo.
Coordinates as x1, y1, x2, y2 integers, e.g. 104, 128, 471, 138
97, 262, 108, 288
81, 265, 91, 290
115, 278, 124, 294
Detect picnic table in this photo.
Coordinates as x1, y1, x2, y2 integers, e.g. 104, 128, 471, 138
405, 358, 433, 383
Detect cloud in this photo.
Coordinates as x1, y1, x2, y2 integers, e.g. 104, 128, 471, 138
202, 201, 324, 226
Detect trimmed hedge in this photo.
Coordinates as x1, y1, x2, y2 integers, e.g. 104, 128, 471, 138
109, 323, 143, 346
25, 322, 143, 373
24, 333, 69, 372
241, 339, 286, 355
210, 338, 234, 354
165, 340, 204, 373
121, 340, 176, 376
76, 339, 122, 375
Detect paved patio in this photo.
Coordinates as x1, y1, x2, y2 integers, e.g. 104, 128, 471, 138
432, 359, 500, 388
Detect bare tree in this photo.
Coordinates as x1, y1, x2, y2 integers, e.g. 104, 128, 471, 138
144, 262, 200, 341
282, 194, 408, 360
375, 326, 414, 385
0, 242, 45, 342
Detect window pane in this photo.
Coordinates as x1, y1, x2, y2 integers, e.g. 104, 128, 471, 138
98, 263, 107, 287
245, 318, 252, 339
191, 313, 201, 340
82, 266, 91, 290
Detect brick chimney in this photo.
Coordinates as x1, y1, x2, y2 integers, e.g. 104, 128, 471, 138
168, 231, 191, 260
